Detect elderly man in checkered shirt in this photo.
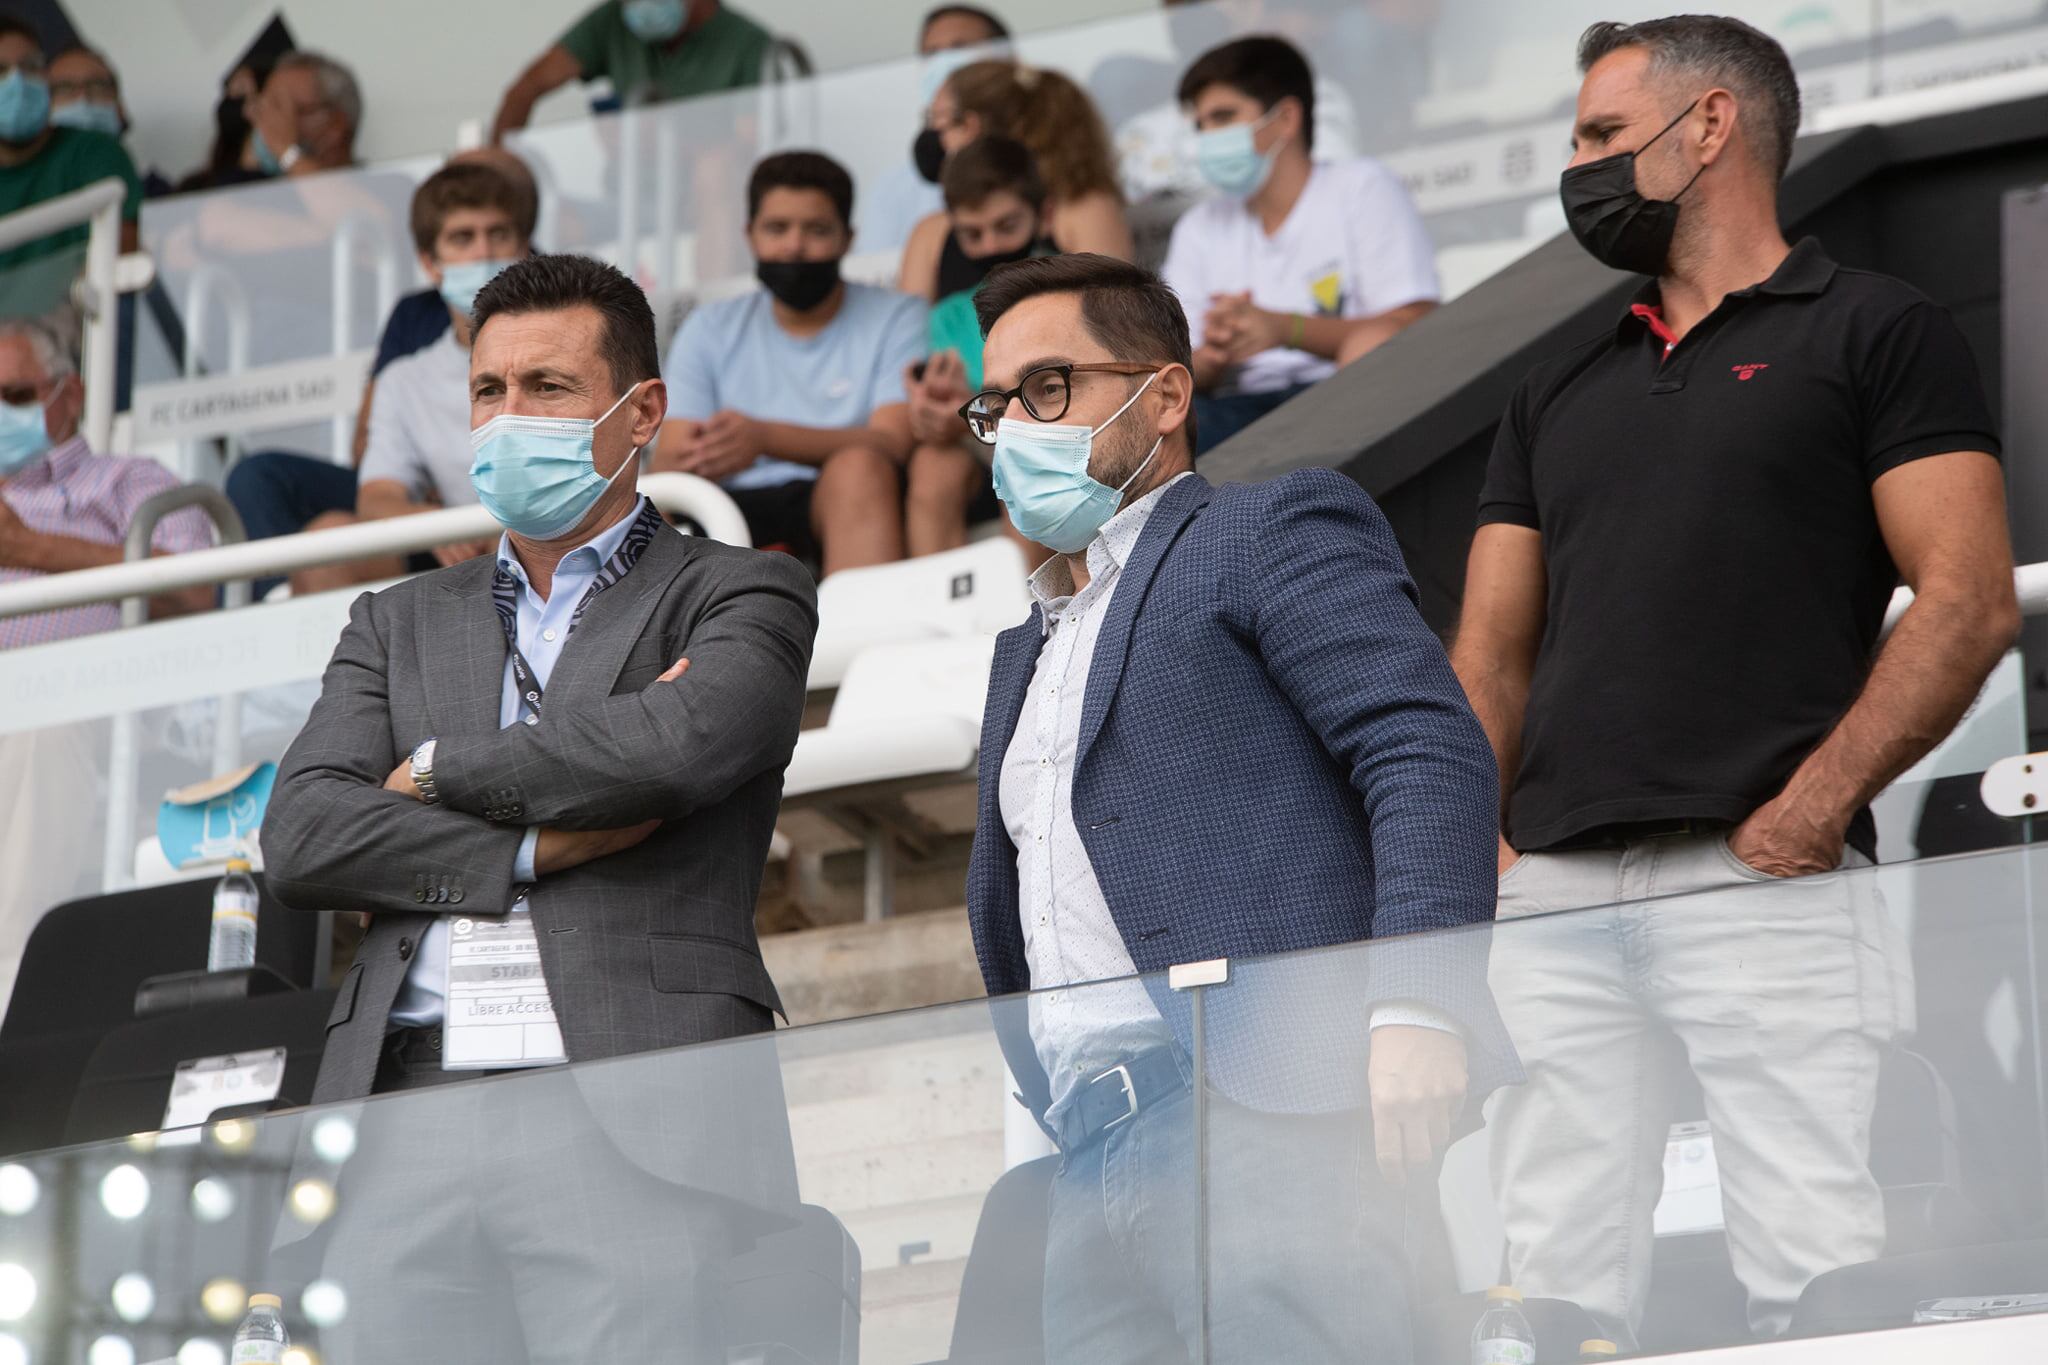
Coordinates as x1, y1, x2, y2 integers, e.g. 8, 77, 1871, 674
0, 318, 214, 647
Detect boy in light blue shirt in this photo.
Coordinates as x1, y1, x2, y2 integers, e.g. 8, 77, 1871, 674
657, 150, 926, 574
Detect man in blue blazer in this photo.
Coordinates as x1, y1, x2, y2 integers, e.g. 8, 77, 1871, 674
959, 253, 1516, 1363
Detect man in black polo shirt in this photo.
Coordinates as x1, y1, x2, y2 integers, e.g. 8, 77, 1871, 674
1452, 15, 2017, 1346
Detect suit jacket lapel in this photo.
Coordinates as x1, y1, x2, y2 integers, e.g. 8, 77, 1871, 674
426, 557, 512, 734
1076, 475, 1212, 766
543, 523, 693, 704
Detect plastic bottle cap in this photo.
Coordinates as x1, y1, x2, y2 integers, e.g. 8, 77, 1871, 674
1485, 1285, 1524, 1303
226, 858, 253, 873
248, 1293, 282, 1309
1580, 1343, 1619, 1357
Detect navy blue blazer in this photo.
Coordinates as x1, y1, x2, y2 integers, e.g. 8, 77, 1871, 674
968, 470, 1520, 1120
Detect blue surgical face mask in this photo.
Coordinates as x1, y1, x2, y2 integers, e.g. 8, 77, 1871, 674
0, 71, 51, 144
250, 126, 282, 176
470, 381, 646, 540
992, 373, 1161, 554
1194, 105, 1285, 198
438, 258, 516, 319
51, 100, 121, 138
623, 0, 687, 42
0, 395, 53, 478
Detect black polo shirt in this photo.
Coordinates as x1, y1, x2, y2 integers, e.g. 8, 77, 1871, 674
1479, 237, 2000, 856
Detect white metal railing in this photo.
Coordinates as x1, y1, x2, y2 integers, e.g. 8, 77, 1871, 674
0, 176, 124, 454
0, 473, 749, 622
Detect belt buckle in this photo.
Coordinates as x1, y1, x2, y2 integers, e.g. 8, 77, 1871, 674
1091, 1063, 1138, 1132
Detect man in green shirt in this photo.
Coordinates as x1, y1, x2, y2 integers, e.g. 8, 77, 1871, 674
0, 15, 142, 283
491, 0, 774, 141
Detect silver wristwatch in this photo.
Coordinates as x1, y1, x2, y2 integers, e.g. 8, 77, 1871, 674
410, 738, 441, 805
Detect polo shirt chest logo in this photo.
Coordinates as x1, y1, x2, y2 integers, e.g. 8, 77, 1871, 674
1308, 265, 1343, 317
1731, 363, 1771, 382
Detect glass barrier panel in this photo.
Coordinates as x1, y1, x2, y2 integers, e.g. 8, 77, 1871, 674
0, 975, 1152, 1364
1196, 843, 2048, 1362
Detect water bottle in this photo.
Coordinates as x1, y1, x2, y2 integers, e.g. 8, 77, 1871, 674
1472, 1285, 1537, 1365
231, 1292, 288, 1362
207, 858, 259, 972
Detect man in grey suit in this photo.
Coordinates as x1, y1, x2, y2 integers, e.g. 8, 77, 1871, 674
262, 253, 817, 1362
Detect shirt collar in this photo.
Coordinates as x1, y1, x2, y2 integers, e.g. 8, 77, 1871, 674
495, 494, 648, 588
1619, 236, 1838, 340
1027, 471, 1193, 631
8, 434, 90, 488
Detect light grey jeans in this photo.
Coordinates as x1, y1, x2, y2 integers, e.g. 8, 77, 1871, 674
1486, 831, 1913, 1344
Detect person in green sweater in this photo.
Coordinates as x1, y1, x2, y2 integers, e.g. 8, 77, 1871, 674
0, 13, 141, 309
491, 0, 774, 140
904, 135, 1054, 562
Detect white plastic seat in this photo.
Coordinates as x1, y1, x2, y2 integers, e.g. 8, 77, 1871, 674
782, 635, 998, 919
807, 540, 1030, 691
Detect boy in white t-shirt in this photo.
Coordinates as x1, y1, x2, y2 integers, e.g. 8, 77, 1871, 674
1162, 35, 1440, 454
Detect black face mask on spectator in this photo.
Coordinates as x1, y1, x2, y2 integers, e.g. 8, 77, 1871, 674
1559, 99, 1702, 277
756, 256, 841, 311
912, 128, 946, 184
959, 236, 1037, 285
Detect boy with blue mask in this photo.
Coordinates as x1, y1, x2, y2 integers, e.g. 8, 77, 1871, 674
1161, 35, 1438, 455
0, 17, 143, 281
226, 164, 535, 597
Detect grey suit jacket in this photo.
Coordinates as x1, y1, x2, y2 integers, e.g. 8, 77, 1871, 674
262, 519, 816, 1216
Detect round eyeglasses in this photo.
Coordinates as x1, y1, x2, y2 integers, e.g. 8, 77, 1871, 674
957, 363, 1162, 445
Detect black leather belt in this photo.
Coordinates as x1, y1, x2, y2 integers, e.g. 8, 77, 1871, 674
1054, 1048, 1189, 1153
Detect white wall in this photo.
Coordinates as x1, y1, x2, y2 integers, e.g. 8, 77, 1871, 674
69, 0, 1144, 181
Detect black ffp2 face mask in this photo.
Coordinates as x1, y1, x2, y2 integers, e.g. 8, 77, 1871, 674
912, 127, 946, 184
756, 256, 842, 312
1559, 99, 1705, 276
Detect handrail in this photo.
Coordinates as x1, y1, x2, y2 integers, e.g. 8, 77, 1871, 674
0, 472, 750, 621
1, 177, 127, 456
118, 485, 250, 624
0, 175, 122, 252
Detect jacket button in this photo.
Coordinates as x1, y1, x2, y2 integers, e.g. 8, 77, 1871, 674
413, 887, 425, 904
397, 937, 414, 961
509, 804, 522, 818
450, 886, 465, 904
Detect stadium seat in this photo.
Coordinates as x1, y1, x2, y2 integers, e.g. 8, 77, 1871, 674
807, 540, 1031, 692
782, 635, 994, 920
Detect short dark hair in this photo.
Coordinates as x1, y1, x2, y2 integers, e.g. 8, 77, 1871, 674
1177, 34, 1316, 154
941, 135, 1044, 213
0, 15, 43, 52
974, 253, 1195, 451
472, 253, 658, 396
409, 163, 536, 255
747, 150, 854, 229
920, 5, 1008, 44
1578, 16, 1801, 179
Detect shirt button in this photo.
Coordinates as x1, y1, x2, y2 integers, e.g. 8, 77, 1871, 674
542, 628, 557, 642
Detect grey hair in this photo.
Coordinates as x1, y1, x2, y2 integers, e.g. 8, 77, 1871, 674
0, 319, 74, 379
276, 51, 362, 136
1578, 16, 1801, 180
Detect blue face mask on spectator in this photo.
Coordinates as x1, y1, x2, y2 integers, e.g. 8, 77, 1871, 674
0, 71, 51, 144
0, 394, 53, 477
438, 258, 516, 318
623, 0, 687, 42
51, 100, 121, 137
470, 381, 646, 540
992, 373, 1160, 553
1194, 105, 1284, 198
251, 126, 283, 176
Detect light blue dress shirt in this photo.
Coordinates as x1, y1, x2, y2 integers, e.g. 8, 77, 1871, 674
386, 499, 648, 1030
